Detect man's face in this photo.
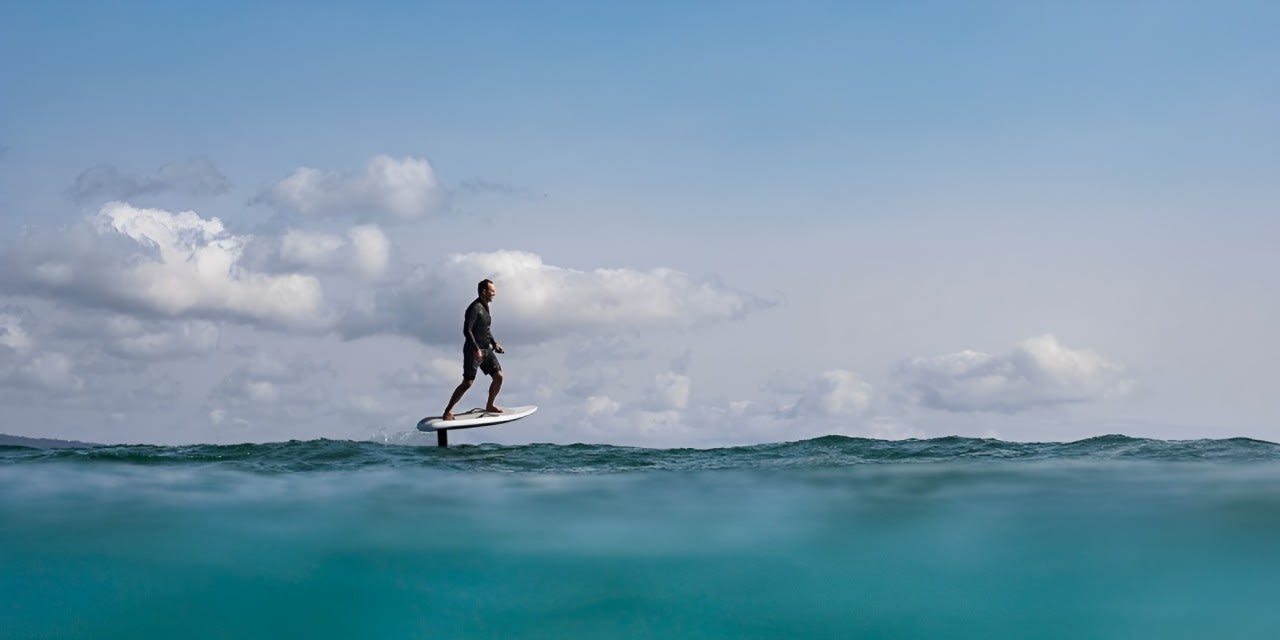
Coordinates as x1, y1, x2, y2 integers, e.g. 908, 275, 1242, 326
482, 283, 497, 302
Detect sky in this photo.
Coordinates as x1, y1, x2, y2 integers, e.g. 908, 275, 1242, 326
1, 1, 1277, 447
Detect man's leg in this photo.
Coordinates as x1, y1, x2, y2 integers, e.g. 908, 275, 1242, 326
486, 370, 503, 413
442, 378, 473, 420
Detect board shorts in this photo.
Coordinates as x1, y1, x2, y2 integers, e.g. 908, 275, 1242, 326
463, 347, 501, 380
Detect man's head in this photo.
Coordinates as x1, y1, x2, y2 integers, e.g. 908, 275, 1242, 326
478, 279, 496, 302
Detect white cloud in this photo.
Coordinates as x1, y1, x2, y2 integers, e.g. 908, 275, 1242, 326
341, 250, 765, 345
564, 335, 650, 363
276, 224, 390, 278
544, 365, 912, 447
1, 202, 328, 330
201, 350, 404, 441
117, 376, 185, 412
0, 312, 32, 351
279, 229, 347, 267
0, 312, 85, 393
583, 395, 621, 417
348, 225, 391, 278
645, 371, 691, 410
381, 357, 462, 396
257, 155, 444, 219
791, 370, 873, 417
897, 334, 1134, 413
71, 158, 231, 201
461, 250, 757, 328
18, 353, 84, 392
209, 351, 331, 410
101, 316, 220, 361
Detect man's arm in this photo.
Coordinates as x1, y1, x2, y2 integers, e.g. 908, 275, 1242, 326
463, 301, 482, 354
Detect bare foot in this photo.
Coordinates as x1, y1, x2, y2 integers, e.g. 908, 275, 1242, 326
442, 412, 455, 421
485, 406, 504, 414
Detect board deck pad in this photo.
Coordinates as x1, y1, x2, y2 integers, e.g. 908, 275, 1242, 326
417, 405, 538, 432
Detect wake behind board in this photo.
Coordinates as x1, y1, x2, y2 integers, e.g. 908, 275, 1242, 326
417, 405, 538, 432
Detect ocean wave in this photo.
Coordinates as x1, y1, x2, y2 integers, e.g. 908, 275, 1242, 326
4, 434, 1279, 473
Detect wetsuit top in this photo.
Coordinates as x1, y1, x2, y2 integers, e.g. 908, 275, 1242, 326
463, 298, 495, 352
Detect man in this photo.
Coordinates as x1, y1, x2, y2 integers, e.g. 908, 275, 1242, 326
441, 279, 505, 421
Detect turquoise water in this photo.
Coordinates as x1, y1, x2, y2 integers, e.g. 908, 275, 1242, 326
4, 435, 1280, 638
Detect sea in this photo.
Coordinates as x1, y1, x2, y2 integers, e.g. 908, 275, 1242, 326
4, 434, 1280, 639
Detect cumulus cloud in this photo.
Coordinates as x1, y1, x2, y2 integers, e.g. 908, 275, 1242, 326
71, 158, 231, 201
1, 209, 754, 350
347, 225, 391, 277
274, 225, 390, 279
0, 311, 85, 393
458, 250, 760, 328
564, 335, 651, 363
381, 358, 462, 397
335, 393, 390, 420
645, 372, 692, 411
15, 353, 85, 392
340, 250, 766, 345
0, 311, 33, 352
790, 369, 874, 417
101, 316, 220, 361
279, 229, 347, 267
0, 202, 328, 330
204, 350, 358, 438
209, 351, 332, 409
897, 334, 1134, 413
256, 155, 444, 219
119, 376, 185, 413
583, 395, 622, 418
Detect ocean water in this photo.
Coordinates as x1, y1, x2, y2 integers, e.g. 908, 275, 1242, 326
4, 435, 1280, 639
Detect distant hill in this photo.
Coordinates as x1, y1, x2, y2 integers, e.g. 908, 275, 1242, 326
0, 434, 102, 448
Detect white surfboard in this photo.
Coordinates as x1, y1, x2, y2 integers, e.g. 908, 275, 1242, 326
417, 405, 538, 432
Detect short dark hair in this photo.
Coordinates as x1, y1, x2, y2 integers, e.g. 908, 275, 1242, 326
478, 279, 494, 295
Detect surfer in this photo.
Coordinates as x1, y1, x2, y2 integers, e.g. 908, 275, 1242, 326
441, 279, 505, 421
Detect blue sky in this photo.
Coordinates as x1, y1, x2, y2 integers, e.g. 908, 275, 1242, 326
1, 1, 1277, 445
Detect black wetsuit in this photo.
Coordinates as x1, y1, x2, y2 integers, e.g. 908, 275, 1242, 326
462, 298, 500, 379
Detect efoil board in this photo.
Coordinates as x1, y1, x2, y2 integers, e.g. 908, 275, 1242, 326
417, 405, 538, 432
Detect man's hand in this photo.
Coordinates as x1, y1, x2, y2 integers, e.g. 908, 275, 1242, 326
494, 343, 505, 354
475, 349, 483, 363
